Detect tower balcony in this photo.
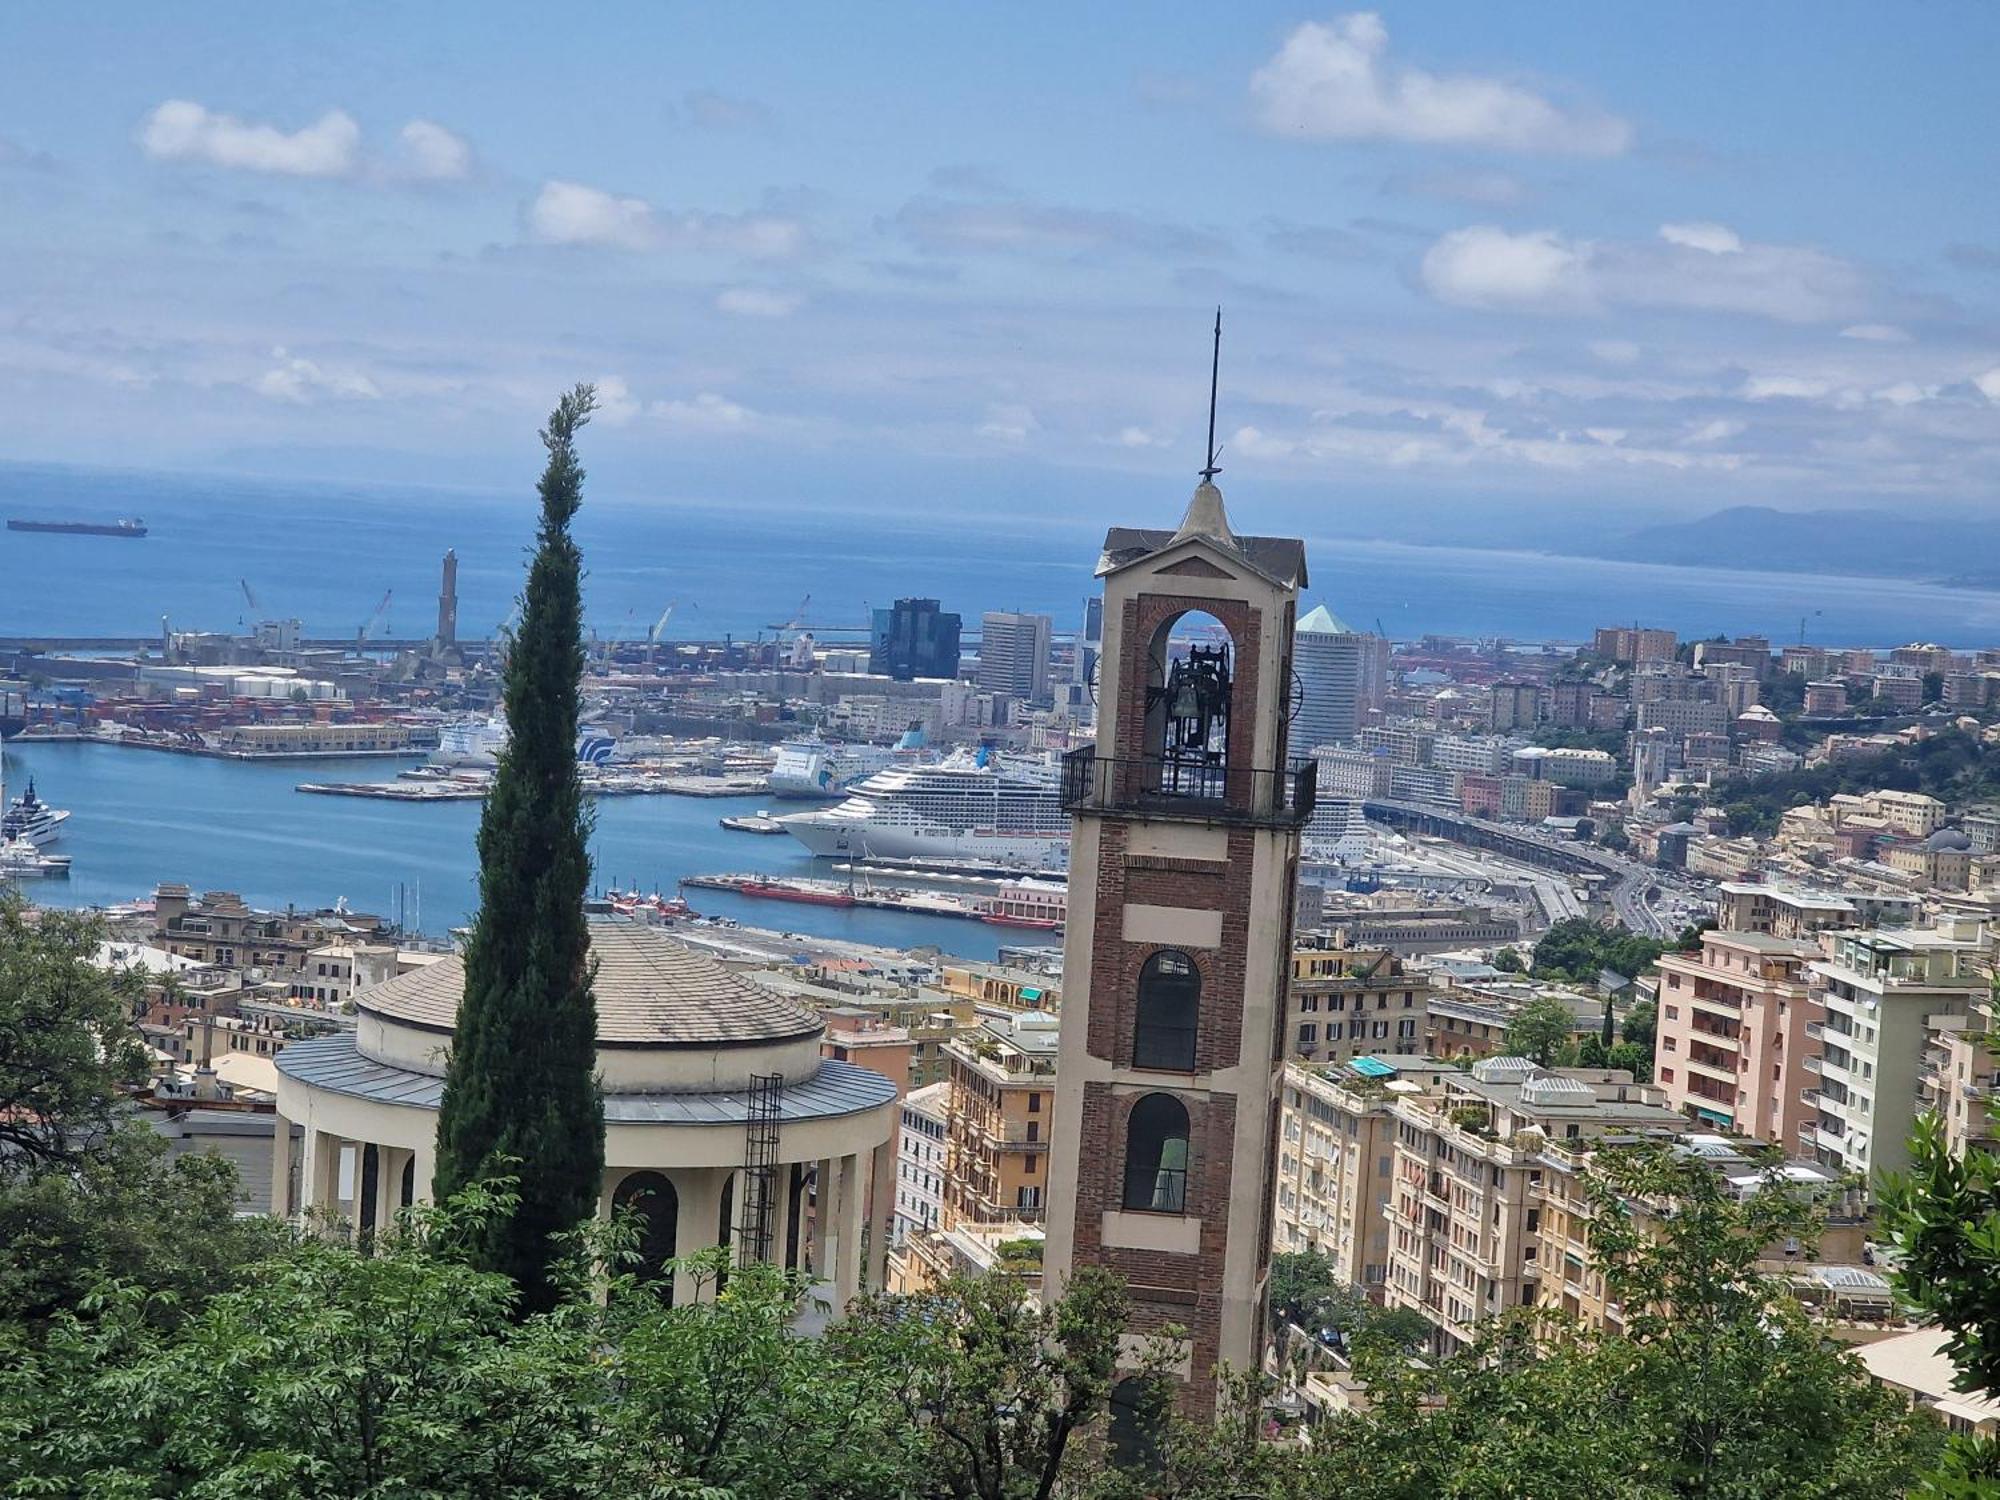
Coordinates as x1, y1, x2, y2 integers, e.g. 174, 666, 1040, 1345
1060, 749, 1317, 829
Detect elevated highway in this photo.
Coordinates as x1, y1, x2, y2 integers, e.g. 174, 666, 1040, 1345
1362, 798, 1671, 938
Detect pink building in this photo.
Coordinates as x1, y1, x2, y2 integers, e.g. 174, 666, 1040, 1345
1654, 931, 1821, 1144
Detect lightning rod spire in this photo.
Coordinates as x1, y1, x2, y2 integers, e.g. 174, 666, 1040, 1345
1200, 306, 1223, 483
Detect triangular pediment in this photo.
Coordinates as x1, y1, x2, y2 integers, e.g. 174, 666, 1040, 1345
1156, 554, 1236, 580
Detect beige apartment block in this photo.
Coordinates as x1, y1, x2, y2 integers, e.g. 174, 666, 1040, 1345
1654, 931, 1821, 1144
1272, 1057, 1458, 1295
1919, 1012, 2000, 1161
1383, 1057, 1683, 1355
1288, 945, 1428, 1063
1805, 918, 1994, 1179
943, 1010, 1058, 1225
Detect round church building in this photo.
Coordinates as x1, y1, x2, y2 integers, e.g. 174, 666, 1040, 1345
273, 916, 900, 1308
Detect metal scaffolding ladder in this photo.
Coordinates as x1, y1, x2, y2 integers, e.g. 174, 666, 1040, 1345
737, 1072, 783, 1264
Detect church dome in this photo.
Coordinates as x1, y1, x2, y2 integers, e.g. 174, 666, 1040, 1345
354, 917, 827, 1092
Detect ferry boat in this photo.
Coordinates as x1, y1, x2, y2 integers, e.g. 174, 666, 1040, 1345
0, 778, 70, 848
776, 747, 1069, 866
432, 714, 617, 769
767, 725, 927, 799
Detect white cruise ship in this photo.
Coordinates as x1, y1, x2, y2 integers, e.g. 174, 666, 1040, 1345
777, 747, 1069, 866
432, 714, 616, 769
768, 726, 927, 799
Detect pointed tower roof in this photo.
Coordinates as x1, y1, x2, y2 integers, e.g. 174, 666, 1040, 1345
1172, 480, 1238, 551
1297, 603, 1355, 635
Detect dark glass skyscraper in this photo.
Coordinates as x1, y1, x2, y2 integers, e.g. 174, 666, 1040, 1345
870, 597, 962, 681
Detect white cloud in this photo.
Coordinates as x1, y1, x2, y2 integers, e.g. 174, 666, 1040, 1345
251, 348, 381, 404
398, 119, 471, 181
1741, 375, 1833, 400
528, 179, 803, 257
653, 391, 752, 430
1873, 380, 1935, 407
978, 403, 1039, 442
716, 287, 803, 318
1840, 323, 1911, 343
1975, 369, 2000, 402
1421, 226, 1587, 309
1685, 418, 1745, 445
1658, 221, 1742, 254
140, 100, 360, 177
1589, 339, 1641, 365
896, 196, 1226, 259
593, 376, 640, 426
1115, 426, 1168, 448
1420, 222, 1869, 324
1249, 14, 1630, 155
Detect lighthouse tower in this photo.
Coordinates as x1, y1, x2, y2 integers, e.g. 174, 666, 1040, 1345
1041, 462, 1312, 1414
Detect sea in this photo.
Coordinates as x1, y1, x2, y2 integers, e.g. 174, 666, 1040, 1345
4, 458, 1999, 958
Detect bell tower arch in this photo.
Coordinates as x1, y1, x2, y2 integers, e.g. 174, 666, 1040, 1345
1044, 478, 1312, 1413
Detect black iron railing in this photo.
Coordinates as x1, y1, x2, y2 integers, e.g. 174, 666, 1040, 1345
1061, 749, 1317, 829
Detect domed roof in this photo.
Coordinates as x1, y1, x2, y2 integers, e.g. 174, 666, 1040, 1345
1925, 827, 1973, 851
357, 918, 824, 1049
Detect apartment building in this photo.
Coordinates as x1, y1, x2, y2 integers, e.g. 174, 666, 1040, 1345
290, 941, 400, 1007
1805, 918, 1994, 1179
1713, 882, 1919, 939
1273, 1057, 1460, 1293
1654, 931, 1821, 1145
1918, 1013, 2000, 1162
892, 1080, 950, 1246
1534, 1134, 1867, 1335
942, 1009, 1058, 1225
1289, 945, 1428, 1062
1384, 1057, 1684, 1354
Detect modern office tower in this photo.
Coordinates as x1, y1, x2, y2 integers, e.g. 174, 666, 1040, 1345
1293, 604, 1361, 750
870, 597, 962, 681
977, 610, 1053, 702
1043, 475, 1311, 1417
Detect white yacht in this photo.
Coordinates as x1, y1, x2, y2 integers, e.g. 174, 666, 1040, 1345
777, 747, 1069, 866
0, 777, 69, 848
768, 726, 927, 800
0, 837, 69, 879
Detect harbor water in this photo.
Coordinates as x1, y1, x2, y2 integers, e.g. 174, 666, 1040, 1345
0, 739, 1021, 961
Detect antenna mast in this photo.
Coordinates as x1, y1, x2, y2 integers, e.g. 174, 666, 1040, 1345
1200, 307, 1223, 483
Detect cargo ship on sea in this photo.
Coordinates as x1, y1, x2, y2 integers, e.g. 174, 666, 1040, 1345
7, 517, 147, 538
776, 747, 1069, 867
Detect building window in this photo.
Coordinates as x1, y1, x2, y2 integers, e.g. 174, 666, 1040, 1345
1123, 1093, 1191, 1213
1028, 1092, 1042, 1112
611, 1171, 679, 1301
1133, 950, 1200, 1071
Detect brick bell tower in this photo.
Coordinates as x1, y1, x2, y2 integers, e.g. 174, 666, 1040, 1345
1042, 386, 1314, 1412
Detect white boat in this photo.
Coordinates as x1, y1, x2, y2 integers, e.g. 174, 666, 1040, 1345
0, 836, 69, 878
777, 747, 1069, 866
768, 726, 926, 799
432, 713, 617, 769
0, 777, 69, 848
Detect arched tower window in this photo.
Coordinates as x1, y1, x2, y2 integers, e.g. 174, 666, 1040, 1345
1133, 950, 1200, 1071
1107, 1375, 1165, 1471
1122, 1093, 1191, 1213
612, 1171, 680, 1300
1142, 611, 1233, 800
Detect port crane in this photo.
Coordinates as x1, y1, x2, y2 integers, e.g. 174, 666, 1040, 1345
766, 593, 811, 632
358, 589, 393, 642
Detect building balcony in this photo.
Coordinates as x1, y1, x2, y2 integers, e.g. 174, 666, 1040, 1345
1801, 1053, 1824, 1076
1684, 1054, 1740, 1084
1059, 749, 1317, 829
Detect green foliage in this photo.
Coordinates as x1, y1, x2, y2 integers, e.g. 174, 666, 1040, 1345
1719, 728, 2000, 837
1623, 999, 1657, 1051
1883, 1108, 2000, 1393
1529, 723, 1630, 756
1503, 994, 1580, 1067
1532, 916, 1670, 983
1492, 946, 1525, 973
0, 896, 149, 1178
435, 386, 606, 1313
1308, 1146, 1943, 1498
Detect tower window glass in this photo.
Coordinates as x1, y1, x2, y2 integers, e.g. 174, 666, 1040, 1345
1133, 950, 1200, 1070
1122, 1092, 1191, 1213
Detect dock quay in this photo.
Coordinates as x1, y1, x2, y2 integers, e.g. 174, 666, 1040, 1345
682, 872, 987, 921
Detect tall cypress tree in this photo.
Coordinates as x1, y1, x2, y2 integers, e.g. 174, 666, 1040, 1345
434, 384, 604, 1312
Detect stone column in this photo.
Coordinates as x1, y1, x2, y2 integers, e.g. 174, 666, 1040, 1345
373, 1147, 403, 1235
833, 1153, 864, 1308
768, 1161, 794, 1273
676, 1168, 726, 1307
409, 1135, 436, 1208
270, 1112, 295, 1217
865, 1140, 893, 1292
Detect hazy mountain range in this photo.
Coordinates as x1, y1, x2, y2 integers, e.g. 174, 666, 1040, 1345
1577, 507, 2000, 589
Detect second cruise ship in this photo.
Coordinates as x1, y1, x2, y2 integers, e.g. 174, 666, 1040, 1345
776, 747, 1069, 867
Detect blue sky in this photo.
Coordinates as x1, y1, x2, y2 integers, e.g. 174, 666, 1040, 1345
4, 2, 1999, 535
